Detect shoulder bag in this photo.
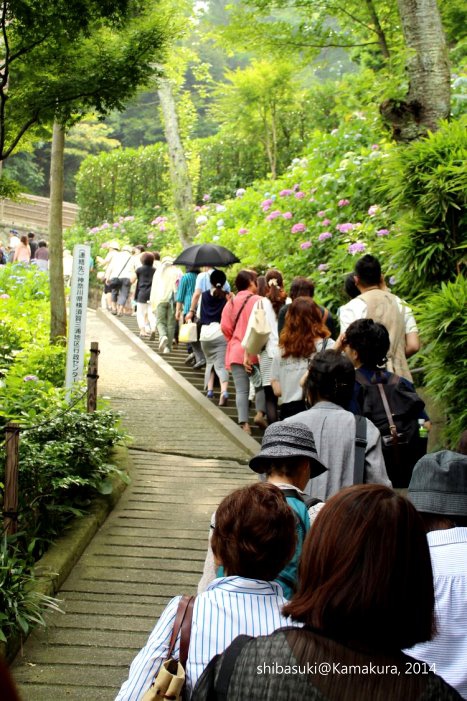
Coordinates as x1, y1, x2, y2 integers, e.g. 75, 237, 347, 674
242, 299, 271, 355
179, 321, 198, 343
142, 595, 195, 701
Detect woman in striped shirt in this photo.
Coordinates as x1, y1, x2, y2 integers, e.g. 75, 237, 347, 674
115, 483, 301, 701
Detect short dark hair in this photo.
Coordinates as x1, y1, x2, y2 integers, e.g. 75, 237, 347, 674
235, 269, 257, 292
344, 273, 360, 300
306, 350, 355, 408
211, 483, 296, 581
344, 318, 390, 368
284, 485, 435, 650
290, 276, 314, 300
355, 254, 382, 287
141, 252, 155, 266
27, 232, 35, 239
134, 244, 145, 253
153, 251, 161, 261
38, 240, 47, 248
265, 456, 309, 479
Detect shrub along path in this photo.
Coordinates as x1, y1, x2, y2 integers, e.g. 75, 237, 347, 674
11, 309, 255, 701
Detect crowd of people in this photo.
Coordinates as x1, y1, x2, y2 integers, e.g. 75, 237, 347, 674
108, 248, 466, 700
0, 229, 49, 269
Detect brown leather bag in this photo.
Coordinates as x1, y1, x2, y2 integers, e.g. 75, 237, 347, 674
142, 595, 195, 701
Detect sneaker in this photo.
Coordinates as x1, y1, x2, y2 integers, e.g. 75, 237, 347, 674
218, 392, 229, 407
254, 412, 268, 430
149, 331, 156, 341
193, 359, 206, 369
184, 353, 196, 366
241, 423, 252, 435
163, 347, 170, 354
158, 335, 168, 352
206, 390, 214, 399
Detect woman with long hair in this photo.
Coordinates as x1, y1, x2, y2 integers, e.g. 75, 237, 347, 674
12, 235, 31, 264
244, 269, 287, 426
271, 296, 334, 419
193, 485, 461, 701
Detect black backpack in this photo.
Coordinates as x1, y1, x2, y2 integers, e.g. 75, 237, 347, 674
355, 370, 426, 488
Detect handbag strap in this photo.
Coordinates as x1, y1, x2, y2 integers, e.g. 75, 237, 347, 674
232, 294, 254, 329
114, 255, 132, 279
376, 383, 398, 444
354, 415, 367, 484
167, 595, 195, 664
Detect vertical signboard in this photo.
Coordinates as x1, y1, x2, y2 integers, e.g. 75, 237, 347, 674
65, 244, 91, 394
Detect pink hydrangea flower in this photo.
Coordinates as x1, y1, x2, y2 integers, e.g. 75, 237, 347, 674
337, 223, 355, 233
282, 212, 293, 220
236, 188, 246, 197
293, 184, 300, 191
348, 242, 366, 255
368, 205, 379, 216
24, 375, 39, 382
371, 144, 380, 150
266, 210, 282, 221
291, 222, 306, 234
321, 218, 331, 227
318, 263, 329, 272
158, 224, 166, 232
300, 241, 312, 250
317, 210, 326, 217
338, 199, 350, 207
203, 193, 210, 202
295, 191, 305, 200
377, 228, 390, 236
0, 293, 10, 299
238, 228, 248, 235
279, 189, 293, 197
389, 275, 396, 285
147, 233, 154, 240
261, 199, 273, 211
318, 232, 332, 241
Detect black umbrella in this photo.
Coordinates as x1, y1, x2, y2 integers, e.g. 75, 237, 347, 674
173, 243, 240, 268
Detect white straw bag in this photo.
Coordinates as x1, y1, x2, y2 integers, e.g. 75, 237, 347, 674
242, 300, 271, 355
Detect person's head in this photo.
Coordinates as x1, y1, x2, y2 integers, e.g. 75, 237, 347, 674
249, 422, 327, 490
235, 269, 257, 292
343, 318, 390, 369
306, 350, 355, 409
38, 240, 47, 248
133, 244, 145, 254
344, 273, 360, 300
141, 252, 155, 267
153, 251, 161, 262
408, 450, 467, 532
284, 485, 435, 651
20, 235, 28, 246
256, 275, 267, 297
211, 482, 296, 581
354, 254, 382, 289
265, 269, 286, 314
210, 269, 227, 298
280, 297, 330, 359
27, 232, 35, 241
289, 276, 315, 300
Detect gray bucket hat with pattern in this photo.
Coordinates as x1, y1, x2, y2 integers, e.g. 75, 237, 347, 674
249, 422, 327, 476
408, 450, 467, 516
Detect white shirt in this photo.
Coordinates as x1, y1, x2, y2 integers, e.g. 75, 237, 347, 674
339, 294, 418, 334
115, 576, 298, 700
406, 528, 467, 698
270, 338, 335, 405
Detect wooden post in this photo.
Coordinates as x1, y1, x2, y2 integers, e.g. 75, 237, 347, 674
4, 423, 20, 536
87, 342, 99, 413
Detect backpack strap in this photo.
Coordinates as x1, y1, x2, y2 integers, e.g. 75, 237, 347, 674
281, 489, 310, 533
303, 496, 323, 508
354, 415, 367, 485
215, 635, 253, 701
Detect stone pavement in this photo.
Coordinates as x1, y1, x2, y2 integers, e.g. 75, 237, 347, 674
12, 310, 256, 700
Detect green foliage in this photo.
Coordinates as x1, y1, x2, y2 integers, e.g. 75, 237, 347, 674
0, 537, 62, 645
76, 144, 169, 226
0, 263, 50, 302
416, 277, 467, 448
383, 118, 467, 297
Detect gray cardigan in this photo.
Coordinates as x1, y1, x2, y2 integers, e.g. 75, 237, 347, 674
285, 401, 391, 500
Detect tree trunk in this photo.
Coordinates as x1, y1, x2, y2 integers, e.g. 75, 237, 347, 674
363, 0, 390, 59
381, 0, 450, 141
48, 121, 67, 342
157, 78, 197, 248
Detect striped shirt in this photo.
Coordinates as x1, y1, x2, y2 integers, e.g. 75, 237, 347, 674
406, 528, 467, 698
176, 272, 198, 316
115, 576, 298, 700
